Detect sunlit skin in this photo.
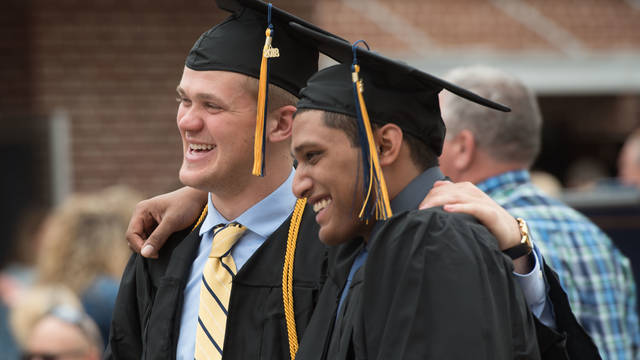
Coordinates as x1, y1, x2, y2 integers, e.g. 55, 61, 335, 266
25, 316, 100, 360
176, 67, 294, 220
291, 110, 372, 245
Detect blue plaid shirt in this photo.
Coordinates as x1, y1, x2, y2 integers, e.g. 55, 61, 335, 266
478, 170, 640, 360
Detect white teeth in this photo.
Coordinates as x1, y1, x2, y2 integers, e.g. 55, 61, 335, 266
189, 144, 215, 151
313, 198, 332, 213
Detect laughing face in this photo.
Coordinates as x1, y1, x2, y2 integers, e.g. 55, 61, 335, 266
176, 68, 257, 194
291, 110, 371, 245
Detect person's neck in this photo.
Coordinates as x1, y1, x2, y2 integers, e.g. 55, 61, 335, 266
383, 158, 423, 201
358, 157, 423, 244
461, 153, 527, 185
210, 164, 292, 221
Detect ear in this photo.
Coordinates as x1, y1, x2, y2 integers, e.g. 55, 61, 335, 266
375, 123, 403, 167
452, 129, 476, 170
267, 105, 296, 143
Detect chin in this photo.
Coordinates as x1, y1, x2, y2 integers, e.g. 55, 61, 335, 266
318, 228, 340, 246
179, 168, 207, 189
318, 226, 356, 247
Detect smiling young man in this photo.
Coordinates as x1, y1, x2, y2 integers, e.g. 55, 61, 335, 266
286, 24, 542, 359
105, 1, 338, 359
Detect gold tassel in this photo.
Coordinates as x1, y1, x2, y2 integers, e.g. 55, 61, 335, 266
252, 26, 280, 177
353, 65, 392, 220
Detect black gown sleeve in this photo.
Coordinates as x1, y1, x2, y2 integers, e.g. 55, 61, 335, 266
361, 209, 540, 360
104, 253, 144, 360
533, 262, 601, 359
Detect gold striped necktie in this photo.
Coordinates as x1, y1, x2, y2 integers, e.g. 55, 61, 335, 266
195, 222, 247, 360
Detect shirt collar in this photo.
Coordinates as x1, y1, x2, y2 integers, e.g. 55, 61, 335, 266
476, 169, 530, 195
390, 166, 446, 213
199, 169, 298, 238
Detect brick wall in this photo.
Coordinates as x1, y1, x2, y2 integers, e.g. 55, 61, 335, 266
28, 0, 222, 195
11, 0, 311, 198
2, 0, 639, 202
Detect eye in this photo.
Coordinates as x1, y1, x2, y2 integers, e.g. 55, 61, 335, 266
205, 102, 222, 111
176, 96, 191, 106
305, 151, 322, 164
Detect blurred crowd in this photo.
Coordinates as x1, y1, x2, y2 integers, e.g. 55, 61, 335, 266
530, 129, 640, 197
0, 186, 141, 359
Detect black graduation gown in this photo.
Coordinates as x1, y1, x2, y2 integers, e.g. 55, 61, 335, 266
533, 264, 601, 359
325, 208, 541, 360
294, 237, 365, 360
105, 205, 325, 360
295, 167, 600, 360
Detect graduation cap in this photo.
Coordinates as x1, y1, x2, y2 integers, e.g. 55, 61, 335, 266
186, 0, 344, 177
290, 21, 510, 221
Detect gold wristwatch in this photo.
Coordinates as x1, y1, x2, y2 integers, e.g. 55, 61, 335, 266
502, 217, 533, 260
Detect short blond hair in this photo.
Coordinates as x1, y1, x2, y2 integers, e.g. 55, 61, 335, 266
241, 75, 299, 114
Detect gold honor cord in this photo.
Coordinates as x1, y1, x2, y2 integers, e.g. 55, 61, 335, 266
191, 198, 305, 360
192, 205, 209, 231
352, 65, 392, 220
283, 197, 306, 360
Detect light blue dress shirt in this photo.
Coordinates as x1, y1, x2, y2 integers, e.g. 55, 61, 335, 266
176, 170, 297, 360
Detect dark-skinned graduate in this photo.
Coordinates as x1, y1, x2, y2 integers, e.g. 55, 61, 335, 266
288, 22, 599, 360
106, 1, 342, 359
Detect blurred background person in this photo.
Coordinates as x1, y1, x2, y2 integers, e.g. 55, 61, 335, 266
438, 65, 639, 360
0, 284, 19, 360
10, 284, 102, 360
565, 157, 609, 190
34, 186, 140, 344
618, 128, 640, 189
0, 208, 48, 359
529, 170, 563, 198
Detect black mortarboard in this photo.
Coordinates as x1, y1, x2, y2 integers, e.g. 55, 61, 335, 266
292, 21, 510, 156
186, 0, 336, 95
186, 0, 344, 176
291, 22, 510, 221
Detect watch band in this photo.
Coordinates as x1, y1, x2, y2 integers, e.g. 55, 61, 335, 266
502, 217, 533, 260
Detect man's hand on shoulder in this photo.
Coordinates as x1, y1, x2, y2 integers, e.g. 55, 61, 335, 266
126, 186, 208, 258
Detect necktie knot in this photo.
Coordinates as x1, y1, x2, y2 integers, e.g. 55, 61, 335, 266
209, 222, 247, 258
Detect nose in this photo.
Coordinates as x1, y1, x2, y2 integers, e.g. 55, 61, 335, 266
177, 104, 204, 133
292, 168, 312, 199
